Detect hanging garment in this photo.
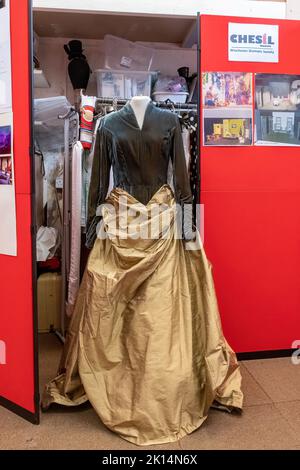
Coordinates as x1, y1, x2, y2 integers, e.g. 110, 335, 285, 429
81, 117, 114, 229
167, 123, 190, 194
187, 111, 198, 217
81, 148, 92, 228
67, 142, 83, 312
81, 118, 101, 228
181, 126, 191, 172
42, 101, 243, 446
80, 95, 96, 150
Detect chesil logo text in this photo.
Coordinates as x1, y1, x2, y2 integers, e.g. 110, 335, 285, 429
230, 33, 275, 45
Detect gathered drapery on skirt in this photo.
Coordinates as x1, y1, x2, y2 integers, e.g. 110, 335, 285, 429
42, 185, 243, 446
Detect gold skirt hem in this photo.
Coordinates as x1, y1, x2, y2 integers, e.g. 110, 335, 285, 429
42, 185, 243, 446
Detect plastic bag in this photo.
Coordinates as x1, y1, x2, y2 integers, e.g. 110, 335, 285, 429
34, 96, 73, 153
36, 226, 58, 262
153, 75, 188, 93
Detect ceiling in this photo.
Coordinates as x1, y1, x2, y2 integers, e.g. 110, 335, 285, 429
33, 11, 195, 44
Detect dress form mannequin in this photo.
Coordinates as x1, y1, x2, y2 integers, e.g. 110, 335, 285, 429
129, 96, 151, 130
42, 88, 243, 446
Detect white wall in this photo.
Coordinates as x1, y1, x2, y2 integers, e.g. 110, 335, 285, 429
34, 38, 197, 101
286, 0, 300, 19
32, 0, 286, 19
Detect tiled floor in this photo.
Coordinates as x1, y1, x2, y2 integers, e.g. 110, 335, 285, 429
1, 333, 300, 450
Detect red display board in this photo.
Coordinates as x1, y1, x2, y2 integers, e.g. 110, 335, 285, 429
0, 0, 38, 422
200, 15, 300, 353
1, 9, 300, 424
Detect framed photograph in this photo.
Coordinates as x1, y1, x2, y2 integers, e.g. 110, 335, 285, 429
0, 124, 12, 184
255, 73, 300, 146
204, 118, 252, 146
202, 72, 253, 109
0, 124, 11, 154
202, 72, 253, 146
0, 155, 12, 184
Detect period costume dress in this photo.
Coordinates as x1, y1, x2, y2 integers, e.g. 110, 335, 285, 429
42, 102, 243, 446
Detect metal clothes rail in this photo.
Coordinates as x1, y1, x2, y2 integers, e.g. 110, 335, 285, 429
95, 97, 198, 112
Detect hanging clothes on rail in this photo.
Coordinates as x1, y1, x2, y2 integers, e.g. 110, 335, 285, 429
81, 118, 100, 228
181, 126, 191, 172
42, 100, 243, 446
81, 114, 114, 230
185, 110, 198, 216
67, 141, 83, 313
69, 118, 103, 308
80, 95, 96, 150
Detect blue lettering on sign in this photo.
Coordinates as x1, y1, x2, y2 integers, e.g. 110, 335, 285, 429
230, 34, 274, 45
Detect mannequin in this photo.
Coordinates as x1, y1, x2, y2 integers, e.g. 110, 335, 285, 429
129, 95, 151, 130
42, 92, 243, 446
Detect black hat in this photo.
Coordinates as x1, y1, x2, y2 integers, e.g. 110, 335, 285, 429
64, 40, 87, 61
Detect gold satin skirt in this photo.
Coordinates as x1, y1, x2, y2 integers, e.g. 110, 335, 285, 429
42, 185, 243, 446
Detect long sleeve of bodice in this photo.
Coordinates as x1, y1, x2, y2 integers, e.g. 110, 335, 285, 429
171, 117, 193, 205
171, 117, 194, 240
86, 122, 111, 248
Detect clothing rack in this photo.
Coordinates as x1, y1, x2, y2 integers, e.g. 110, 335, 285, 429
94, 96, 199, 215
95, 97, 197, 112
94, 96, 200, 227
56, 97, 198, 342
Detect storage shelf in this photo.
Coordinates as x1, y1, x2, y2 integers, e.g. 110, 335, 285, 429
34, 69, 50, 88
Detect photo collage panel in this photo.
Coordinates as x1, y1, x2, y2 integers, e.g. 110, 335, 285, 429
202, 72, 300, 147
202, 72, 253, 146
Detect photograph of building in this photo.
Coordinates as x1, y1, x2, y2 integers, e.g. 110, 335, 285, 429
255, 73, 300, 145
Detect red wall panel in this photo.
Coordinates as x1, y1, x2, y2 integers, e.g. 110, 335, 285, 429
201, 15, 300, 352
0, 0, 36, 414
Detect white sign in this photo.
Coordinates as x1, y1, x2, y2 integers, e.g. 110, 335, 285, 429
0, 0, 12, 112
228, 23, 279, 63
